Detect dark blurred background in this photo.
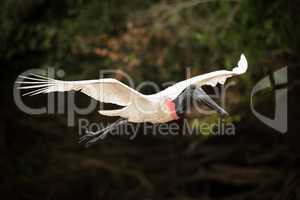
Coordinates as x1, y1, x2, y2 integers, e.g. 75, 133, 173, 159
1, 0, 300, 199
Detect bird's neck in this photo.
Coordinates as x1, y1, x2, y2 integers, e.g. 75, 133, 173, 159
165, 98, 179, 120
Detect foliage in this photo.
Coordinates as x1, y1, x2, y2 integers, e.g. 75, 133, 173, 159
1, 1, 300, 200
2, 0, 298, 75
2, 0, 299, 127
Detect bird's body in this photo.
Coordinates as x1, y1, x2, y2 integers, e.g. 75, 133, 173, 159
99, 97, 177, 124
16, 54, 248, 145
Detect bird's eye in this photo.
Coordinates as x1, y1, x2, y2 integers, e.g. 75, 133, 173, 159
190, 85, 196, 90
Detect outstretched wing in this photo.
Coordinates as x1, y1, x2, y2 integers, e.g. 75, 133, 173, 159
16, 74, 149, 106
154, 54, 248, 99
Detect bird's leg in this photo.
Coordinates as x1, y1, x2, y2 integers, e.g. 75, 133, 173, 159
81, 123, 112, 139
78, 125, 111, 143
79, 119, 128, 147
79, 119, 121, 144
85, 119, 128, 146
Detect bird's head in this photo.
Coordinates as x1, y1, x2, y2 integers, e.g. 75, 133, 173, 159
172, 84, 228, 118
172, 85, 196, 118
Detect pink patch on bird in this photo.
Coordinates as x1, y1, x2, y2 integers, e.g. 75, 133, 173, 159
165, 98, 179, 120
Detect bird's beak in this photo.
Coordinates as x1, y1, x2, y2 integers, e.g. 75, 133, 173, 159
219, 109, 229, 116
193, 87, 229, 117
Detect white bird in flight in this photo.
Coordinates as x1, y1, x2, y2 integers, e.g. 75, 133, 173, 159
17, 54, 247, 145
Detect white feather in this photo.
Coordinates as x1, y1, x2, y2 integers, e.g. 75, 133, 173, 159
152, 53, 248, 100
17, 74, 149, 106
233, 54, 248, 74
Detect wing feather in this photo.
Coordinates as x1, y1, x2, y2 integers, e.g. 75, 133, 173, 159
17, 75, 149, 106
154, 54, 248, 99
